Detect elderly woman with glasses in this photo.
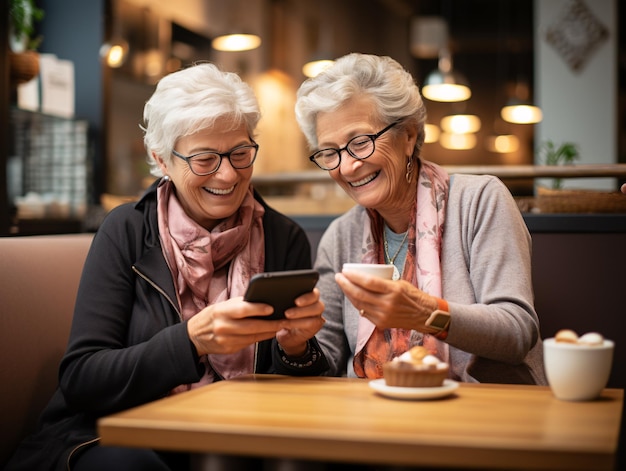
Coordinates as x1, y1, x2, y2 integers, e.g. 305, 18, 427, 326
295, 53, 547, 386
6, 63, 328, 471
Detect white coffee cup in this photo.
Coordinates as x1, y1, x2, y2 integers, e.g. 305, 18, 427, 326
342, 263, 395, 280
543, 337, 614, 401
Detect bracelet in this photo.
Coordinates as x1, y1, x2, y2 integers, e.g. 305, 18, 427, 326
277, 341, 320, 369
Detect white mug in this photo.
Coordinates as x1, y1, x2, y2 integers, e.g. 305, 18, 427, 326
543, 337, 614, 401
342, 263, 395, 280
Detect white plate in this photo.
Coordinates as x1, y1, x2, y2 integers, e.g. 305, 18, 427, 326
369, 378, 459, 400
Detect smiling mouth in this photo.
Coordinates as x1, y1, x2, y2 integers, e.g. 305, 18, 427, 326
349, 171, 379, 187
203, 185, 235, 195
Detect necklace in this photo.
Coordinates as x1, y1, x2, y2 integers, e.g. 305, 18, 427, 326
383, 227, 409, 280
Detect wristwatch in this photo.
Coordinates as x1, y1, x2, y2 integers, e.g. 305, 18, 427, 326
425, 298, 450, 340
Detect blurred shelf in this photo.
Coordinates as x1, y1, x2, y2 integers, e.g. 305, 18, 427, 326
252, 164, 626, 185
443, 164, 626, 179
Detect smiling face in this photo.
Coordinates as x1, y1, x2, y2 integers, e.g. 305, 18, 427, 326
154, 120, 255, 231
316, 96, 417, 230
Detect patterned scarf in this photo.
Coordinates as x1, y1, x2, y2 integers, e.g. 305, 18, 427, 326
157, 178, 265, 391
353, 159, 449, 378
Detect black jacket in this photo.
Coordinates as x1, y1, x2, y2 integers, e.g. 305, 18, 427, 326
5, 181, 328, 471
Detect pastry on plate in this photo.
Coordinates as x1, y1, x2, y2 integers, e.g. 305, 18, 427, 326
382, 346, 449, 388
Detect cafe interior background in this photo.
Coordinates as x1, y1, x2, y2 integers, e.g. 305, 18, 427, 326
1, 0, 624, 234
2, 3, 625, 461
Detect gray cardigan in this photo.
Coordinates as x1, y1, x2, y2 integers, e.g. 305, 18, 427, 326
314, 173, 547, 385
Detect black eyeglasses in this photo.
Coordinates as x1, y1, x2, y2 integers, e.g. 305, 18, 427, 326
309, 121, 399, 171
172, 142, 259, 176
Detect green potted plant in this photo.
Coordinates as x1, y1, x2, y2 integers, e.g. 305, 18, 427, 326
9, 0, 44, 53
534, 140, 626, 213
8, 0, 44, 85
537, 140, 580, 190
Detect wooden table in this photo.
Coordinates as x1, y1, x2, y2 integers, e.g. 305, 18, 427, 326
98, 375, 623, 470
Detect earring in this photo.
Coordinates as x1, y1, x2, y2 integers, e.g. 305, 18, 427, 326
162, 175, 170, 181
405, 157, 414, 183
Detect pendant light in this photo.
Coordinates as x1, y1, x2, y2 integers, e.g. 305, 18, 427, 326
211, 0, 261, 52
410, 16, 448, 59
100, 40, 129, 68
212, 33, 261, 52
422, 47, 471, 102
302, 0, 334, 78
498, 1, 541, 124
501, 80, 542, 123
100, 0, 129, 68
501, 100, 543, 124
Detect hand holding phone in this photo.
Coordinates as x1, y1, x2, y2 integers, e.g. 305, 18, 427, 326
244, 269, 319, 320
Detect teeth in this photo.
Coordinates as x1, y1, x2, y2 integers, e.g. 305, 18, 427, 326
205, 186, 235, 195
350, 172, 378, 187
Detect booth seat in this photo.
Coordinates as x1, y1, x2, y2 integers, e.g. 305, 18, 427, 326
1, 223, 624, 466
0, 233, 94, 467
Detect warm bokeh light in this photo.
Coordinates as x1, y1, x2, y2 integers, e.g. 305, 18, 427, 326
440, 114, 481, 134
501, 104, 543, 124
100, 39, 129, 68
422, 82, 471, 102
485, 134, 520, 153
422, 49, 471, 102
424, 124, 441, 143
302, 59, 334, 78
439, 132, 477, 150
212, 34, 261, 52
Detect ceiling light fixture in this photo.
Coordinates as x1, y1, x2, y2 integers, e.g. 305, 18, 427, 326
410, 16, 448, 59
501, 99, 543, 124
100, 38, 129, 68
100, 0, 129, 68
302, 0, 334, 78
422, 48, 471, 102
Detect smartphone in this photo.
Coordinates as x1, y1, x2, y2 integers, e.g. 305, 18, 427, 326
244, 269, 319, 320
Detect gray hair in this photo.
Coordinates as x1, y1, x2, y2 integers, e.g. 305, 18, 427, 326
295, 53, 426, 156
142, 62, 261, 177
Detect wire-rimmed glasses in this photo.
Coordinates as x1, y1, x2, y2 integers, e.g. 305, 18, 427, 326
309, 121, 398, 171
172, 142, 259, 176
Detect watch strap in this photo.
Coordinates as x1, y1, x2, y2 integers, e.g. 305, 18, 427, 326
434, 297, 450, 340
436, 297, 449, 312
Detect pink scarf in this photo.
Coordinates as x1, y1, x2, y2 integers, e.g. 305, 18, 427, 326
157, 179, 265, 391
353, 159, 450, 378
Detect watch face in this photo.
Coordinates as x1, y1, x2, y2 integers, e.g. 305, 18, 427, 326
429, 313, 450, 330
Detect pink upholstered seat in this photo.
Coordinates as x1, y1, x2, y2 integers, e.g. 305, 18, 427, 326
0, 233, 93, 466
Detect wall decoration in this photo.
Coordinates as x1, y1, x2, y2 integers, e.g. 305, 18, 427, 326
544, 0, 608, 72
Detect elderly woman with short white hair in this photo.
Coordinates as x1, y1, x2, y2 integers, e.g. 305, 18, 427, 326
295, 53, 546, 386
6, 62, 328, 471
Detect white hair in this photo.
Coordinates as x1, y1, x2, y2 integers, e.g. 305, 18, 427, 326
142, 62, 261, 177
295, 53, 426, 155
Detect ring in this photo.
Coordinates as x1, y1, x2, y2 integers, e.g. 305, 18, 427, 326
359, 309, 365, 316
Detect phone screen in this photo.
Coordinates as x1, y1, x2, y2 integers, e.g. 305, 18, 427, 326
244, 269, 319, 320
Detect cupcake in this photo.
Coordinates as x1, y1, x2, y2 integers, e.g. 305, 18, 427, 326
382, 346, 449, 387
